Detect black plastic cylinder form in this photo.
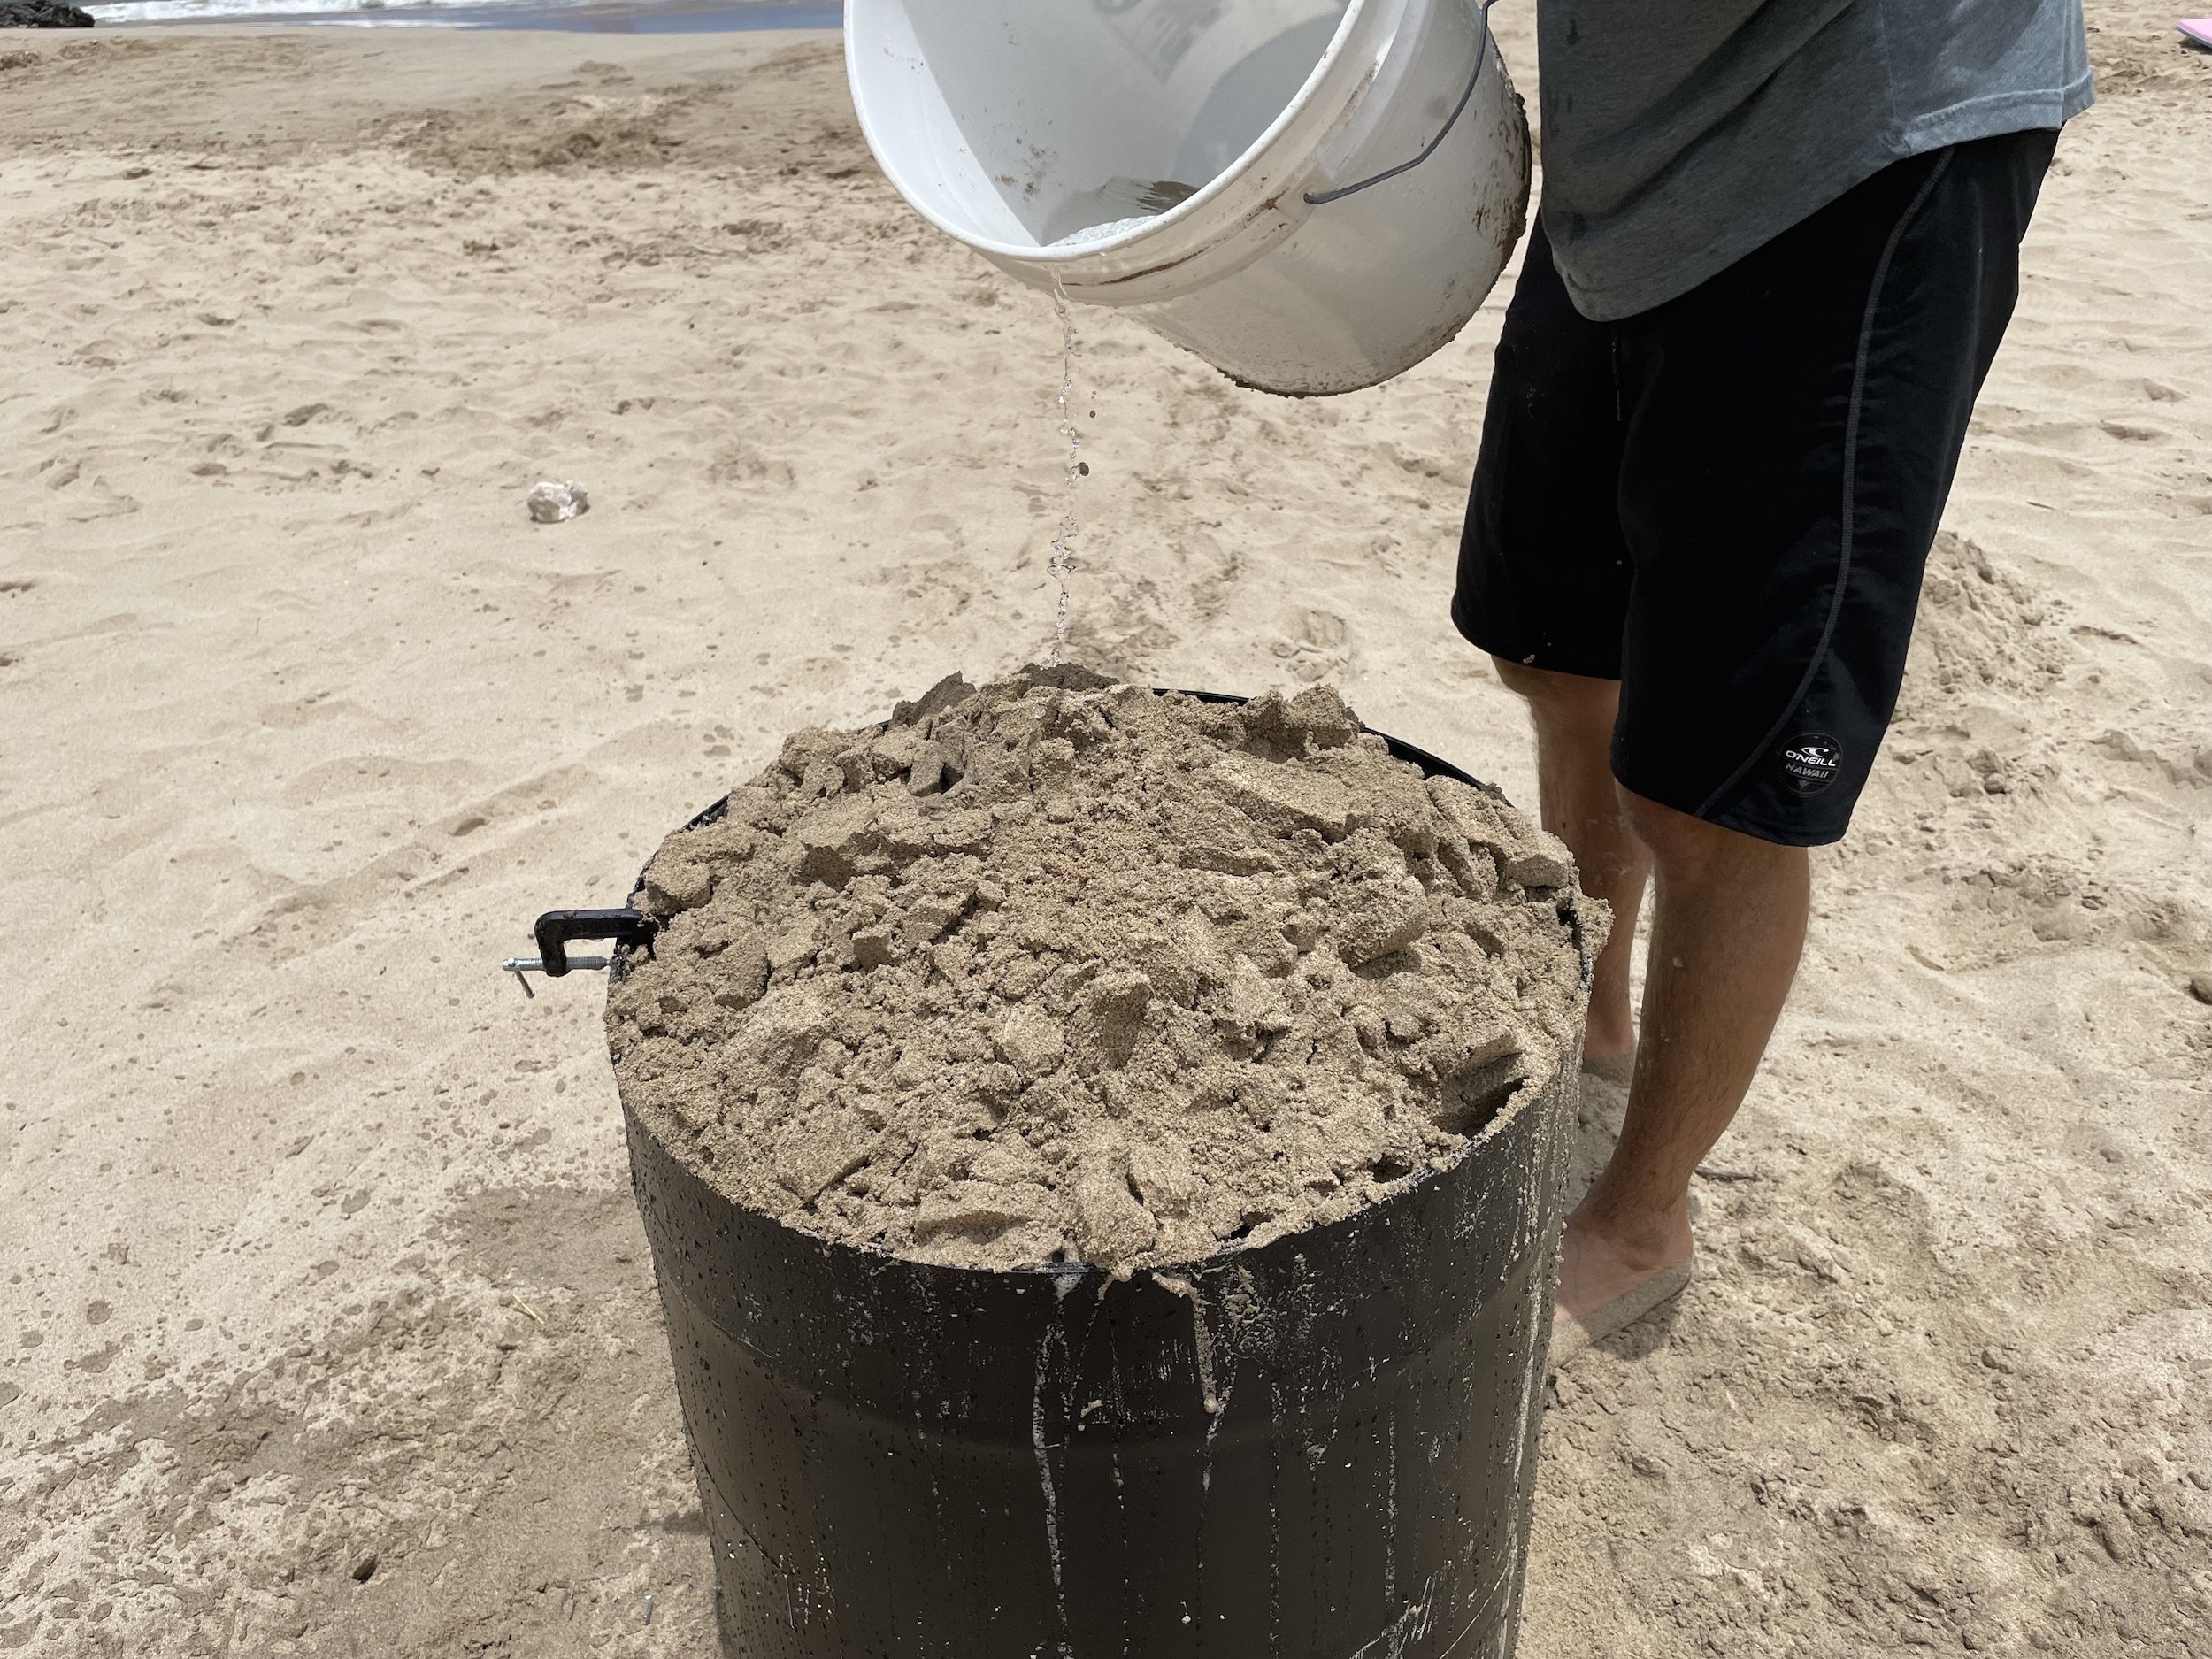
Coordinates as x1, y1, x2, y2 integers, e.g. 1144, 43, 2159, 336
613, 726, 1589, 1659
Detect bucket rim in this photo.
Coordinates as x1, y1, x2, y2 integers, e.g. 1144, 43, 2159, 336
616, 680, 1596, 1286
842, 0, 1397, 265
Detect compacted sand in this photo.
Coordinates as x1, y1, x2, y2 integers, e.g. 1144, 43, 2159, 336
1, 10, 2208, 1656
612, 672, 1590, 1274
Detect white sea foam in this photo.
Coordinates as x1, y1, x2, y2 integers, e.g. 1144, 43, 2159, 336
89, 0, 528, 22
86, 0, 832, 27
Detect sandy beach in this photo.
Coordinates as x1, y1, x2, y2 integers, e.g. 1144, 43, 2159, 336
1, 7, 2208, 1655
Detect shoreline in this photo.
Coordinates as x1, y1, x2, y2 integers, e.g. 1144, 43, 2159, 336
88, 0, 836, 30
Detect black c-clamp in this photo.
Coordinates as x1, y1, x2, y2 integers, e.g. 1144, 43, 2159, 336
501, 908, 657, 997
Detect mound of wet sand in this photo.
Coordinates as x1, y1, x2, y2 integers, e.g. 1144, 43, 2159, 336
609, 669, 1597, 1274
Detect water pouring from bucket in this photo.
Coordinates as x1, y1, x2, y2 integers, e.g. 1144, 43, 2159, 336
846, 0, 1532, 396
1047, 279, 1082, 659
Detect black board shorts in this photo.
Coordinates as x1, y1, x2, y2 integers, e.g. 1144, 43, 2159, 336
1453, 128, 2057, 846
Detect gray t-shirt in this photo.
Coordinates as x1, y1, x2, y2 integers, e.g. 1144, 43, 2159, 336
1532, 0, 2093, 320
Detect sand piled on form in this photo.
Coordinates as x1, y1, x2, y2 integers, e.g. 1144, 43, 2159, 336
608, 668, 1596, 1275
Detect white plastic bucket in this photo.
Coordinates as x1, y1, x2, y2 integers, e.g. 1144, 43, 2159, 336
845, 0, 1530, 396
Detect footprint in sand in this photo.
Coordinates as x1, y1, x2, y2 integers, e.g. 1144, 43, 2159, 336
1271, 606, 1350, 682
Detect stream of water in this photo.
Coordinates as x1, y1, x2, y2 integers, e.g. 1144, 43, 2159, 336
1048, 280, 1082, 663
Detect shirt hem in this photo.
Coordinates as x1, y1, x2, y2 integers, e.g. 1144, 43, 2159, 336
1552, 75, 2092, 324
1894, 70, 2094, 150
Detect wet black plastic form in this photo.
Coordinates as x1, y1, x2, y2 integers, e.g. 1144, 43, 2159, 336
603, 708, 1586, 1658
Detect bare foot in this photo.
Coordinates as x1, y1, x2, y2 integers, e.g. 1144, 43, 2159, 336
1553, 1201, 1694, 1325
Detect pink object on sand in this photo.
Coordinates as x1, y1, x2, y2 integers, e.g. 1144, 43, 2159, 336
2179, 16, 2212, 47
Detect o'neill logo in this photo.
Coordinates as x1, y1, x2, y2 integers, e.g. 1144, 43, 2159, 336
1779, 734, 1842, 796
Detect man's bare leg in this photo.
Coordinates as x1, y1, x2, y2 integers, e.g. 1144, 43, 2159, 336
1492, 659, 1811, 1323
1489, 662, 1648, 1075
1557, 791, 1809, 1317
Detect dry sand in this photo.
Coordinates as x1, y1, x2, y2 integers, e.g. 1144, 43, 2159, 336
0, 9, 2207, 1656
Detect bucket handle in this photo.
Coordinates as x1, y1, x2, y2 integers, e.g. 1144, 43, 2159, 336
1302, 0, 1499, 207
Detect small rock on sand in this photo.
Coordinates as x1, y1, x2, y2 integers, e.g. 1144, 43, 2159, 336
525, 480, 588, 523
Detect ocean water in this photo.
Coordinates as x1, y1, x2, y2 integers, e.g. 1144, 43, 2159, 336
86, 0, 838, 29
